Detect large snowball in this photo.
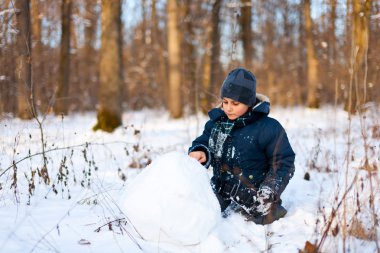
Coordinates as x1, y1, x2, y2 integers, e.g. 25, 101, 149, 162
121, 151, 221, 245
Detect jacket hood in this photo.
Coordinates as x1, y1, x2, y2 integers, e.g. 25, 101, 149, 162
252, 93, 270, 114
208, 93, 270, 122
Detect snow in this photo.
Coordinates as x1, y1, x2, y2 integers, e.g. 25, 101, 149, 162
121, 151, 220, 245
0, 106, 379, 253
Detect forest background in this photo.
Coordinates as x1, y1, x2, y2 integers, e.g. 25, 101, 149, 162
0, 0, 379, 130
0, 1, 380, 252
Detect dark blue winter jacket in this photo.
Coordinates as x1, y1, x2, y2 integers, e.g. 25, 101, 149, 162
189, 96, 295, 199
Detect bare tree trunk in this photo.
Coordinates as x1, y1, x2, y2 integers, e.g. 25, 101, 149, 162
30, 0, 44, 112
263, 1, 277, 104
183, 0, 197, 113
368, 1, 378, 104
304, 0, 320, 108
267, 71, 276, 102
94, 0, 123, 132
240, 0, 253, 70
54, 0, 72, 115
352, 0, 370, 77
141, 0, 147, 47
345, 0, 371, 113
209, 0, 222, 104
0, 51, 3, 114
0, 0, 10, 114
15, 0, 33, 119
282, 0, 301, 105
297, 3, 306, 105
329, 0, 337, 64
151, 0, 167, 108
82, 0, 98, 110
201, 48, 211, 112
167, 0, 182, 118
201, 0, 222, 112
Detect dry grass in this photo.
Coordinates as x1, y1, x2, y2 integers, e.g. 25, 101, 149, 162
348, 217, 377, 241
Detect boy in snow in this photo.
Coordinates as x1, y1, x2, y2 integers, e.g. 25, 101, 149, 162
189, 67, 295, 225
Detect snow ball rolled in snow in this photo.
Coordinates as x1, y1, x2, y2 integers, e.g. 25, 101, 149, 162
121, 151, 221, 245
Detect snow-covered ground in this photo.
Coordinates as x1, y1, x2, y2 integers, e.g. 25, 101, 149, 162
0, 106, 379, 253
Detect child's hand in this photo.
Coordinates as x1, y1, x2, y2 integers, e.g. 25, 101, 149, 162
189, 151, 206, 164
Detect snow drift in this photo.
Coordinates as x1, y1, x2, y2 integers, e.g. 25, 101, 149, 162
121, 151, 221, 245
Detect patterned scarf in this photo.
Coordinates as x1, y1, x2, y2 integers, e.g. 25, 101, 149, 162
209, 111, 251, 159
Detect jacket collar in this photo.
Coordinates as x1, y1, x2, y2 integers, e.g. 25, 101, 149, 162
208, 93, 270, 124
251, 94, 270, 114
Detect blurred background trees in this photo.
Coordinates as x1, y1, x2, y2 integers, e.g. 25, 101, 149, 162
0, 0, 379, 122
14, 0, 33, 119
93, 0, 124, 132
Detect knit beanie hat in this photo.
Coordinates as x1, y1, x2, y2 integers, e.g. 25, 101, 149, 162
220, 68, 257, 106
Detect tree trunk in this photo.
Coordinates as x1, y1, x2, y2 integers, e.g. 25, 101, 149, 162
240, 0, 253, 70
209, 0, 222, 105
345, 0, 371, 113
30, 0, 44, 112
183, 0, 197, 113
267, 70, 276, 103
304, 0, 320, 108
328, 0, 337, 64
141, 0, 147, 47
297, 3, 306, 104
54, 0, 72, 115
283, 1, 302, 106
0, 0, 9, 114
82, 0, 98, 110
201, 48, 211, 113
263, 1, 277, 104
93, 0, 123, 132
15, 0, 33, 119
201, 0, 222, 113
151, 0, 167, 108
167, 0, 182, 118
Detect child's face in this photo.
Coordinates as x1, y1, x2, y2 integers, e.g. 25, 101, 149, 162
222, 98, 249, 120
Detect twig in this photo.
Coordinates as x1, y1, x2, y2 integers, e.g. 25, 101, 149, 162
316, 174, 358, 252
93, 218, 126, 232
0, 141, 135, 178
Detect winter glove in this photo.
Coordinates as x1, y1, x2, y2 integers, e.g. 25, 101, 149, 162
218, 175, 258, 214
253, 186, 275, 216
246, 204, 287, 225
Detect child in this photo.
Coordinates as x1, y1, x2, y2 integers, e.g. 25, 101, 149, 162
189, 67, 295, 225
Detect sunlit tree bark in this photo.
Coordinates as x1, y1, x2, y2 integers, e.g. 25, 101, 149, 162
282, 1, 302, 105
167, 0, 182, 118
201, 0, 222, 112
240, 0, 253, 70
182, 0, 197, 113
345, 0, 371, 113
54, 0, 72, 115
30, 0, 44, 110
328, 0, 337, 64
263, 1, 277, 104
209, 0, 222, 105
15, 0, 33, 119
82, 0, 98, 110
94, 0, 123, 132
304, 0, 320, 108
1, 0, 13, 114
151, 0, 167, 108
297, 3, 306, 105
